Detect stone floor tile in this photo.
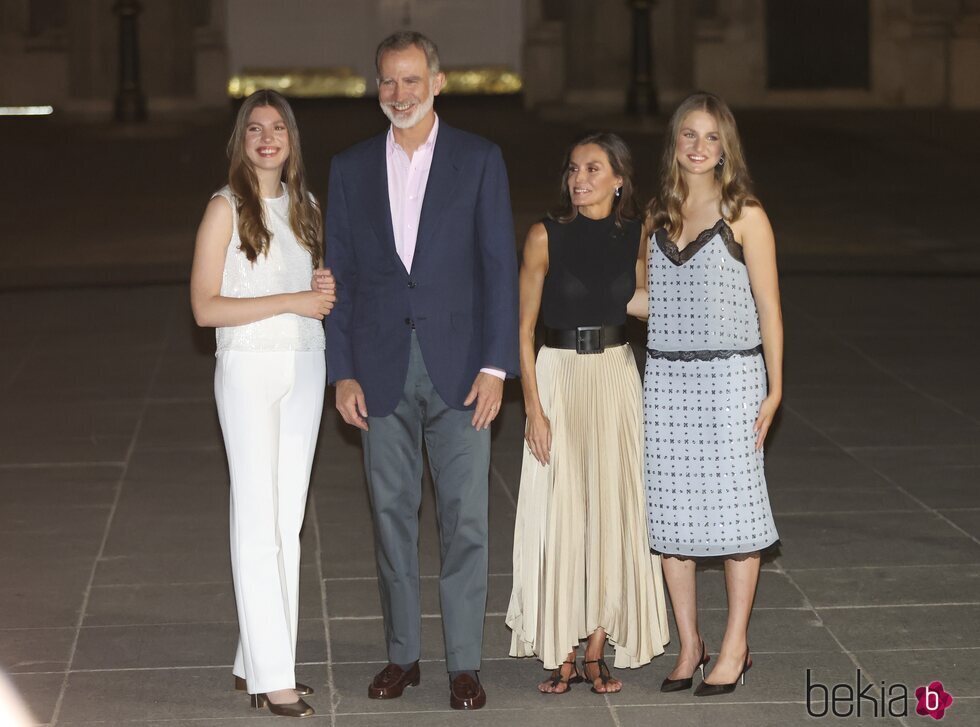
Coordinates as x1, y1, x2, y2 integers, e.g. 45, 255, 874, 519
56, 664, 328, 723
0, 464, 121, 498
763, 447, 886, 490
939, 509, 980, 540
768, 486, 920, 515
786, 392, 980, 449
137, 400, 223, 451
0, 626, 74, 673
0, 554, 96, 593
71, 619, 326, 670
8, 671, 64, 725
817, 604, 980, 652
848, 445, 980, 509
0, 586, 84, 628
616, 702, 904, 727
0, 434, 133, 467
101, 506, 230, 556
854, 648, 980, 701
773, 511, 980, 569
85, 566, 322, 626
123, 446, 229, 487
7, 349, 159, 402
149, 354, 219, 400
93, 551, 234, 586
337, 708, 614, 726
788, 564, 980, 608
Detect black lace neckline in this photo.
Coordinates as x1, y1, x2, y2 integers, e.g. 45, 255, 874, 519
654, 218, 743, 265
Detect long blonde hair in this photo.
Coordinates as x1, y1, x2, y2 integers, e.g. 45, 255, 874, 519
226, 90, 322, 267
647, 92, 757, 239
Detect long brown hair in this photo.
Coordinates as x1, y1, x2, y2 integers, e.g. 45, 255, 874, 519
646, 92, 757, 240
550, 131, 639, 228
226, 90, 322, 267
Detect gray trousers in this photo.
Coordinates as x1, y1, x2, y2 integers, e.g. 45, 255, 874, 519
361, 333, 490, 672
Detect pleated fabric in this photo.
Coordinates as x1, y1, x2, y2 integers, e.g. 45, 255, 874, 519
506, 343, 670, 670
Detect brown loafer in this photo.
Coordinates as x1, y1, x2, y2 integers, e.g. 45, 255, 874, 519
368, 662, 420, 699
450, 673, 486, 710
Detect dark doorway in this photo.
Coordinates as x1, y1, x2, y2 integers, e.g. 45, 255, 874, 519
766, 0, 870, 89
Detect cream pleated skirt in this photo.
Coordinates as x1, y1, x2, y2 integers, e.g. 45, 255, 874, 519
506, 343, 670, 670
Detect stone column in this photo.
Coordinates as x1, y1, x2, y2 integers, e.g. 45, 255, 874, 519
65, 0, 116, 117
113, 0, 147, 121
693, 0, 766, 106
521, 0, 565, 108
562, 0, 632, 108
626, 0, 656, 115
950, 2, 980, 108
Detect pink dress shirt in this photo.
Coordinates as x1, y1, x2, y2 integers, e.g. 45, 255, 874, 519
386, 116, 504, 380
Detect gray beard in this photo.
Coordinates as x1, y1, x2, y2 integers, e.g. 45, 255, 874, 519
380, 92, 434, 130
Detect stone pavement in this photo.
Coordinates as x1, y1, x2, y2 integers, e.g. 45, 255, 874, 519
1, 98, 979, 726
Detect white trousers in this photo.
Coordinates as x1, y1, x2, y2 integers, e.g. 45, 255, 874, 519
214, 350, 325, 694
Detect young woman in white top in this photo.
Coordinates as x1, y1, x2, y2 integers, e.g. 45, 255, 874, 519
190, 89, 334, 718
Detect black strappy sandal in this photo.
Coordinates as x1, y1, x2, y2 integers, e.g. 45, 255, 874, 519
582, 658, 619, 694
541, 659, 583, 695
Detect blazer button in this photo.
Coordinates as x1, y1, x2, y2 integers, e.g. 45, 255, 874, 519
404, 318, 413, 327
408, 281, 417, 288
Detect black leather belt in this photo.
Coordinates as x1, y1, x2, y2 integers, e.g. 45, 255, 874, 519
544, 325, 627, 354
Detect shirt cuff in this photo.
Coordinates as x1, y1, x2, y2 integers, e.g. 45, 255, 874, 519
480, 367, 506, 380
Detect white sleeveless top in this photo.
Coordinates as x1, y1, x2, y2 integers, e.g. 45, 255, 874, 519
212, 185, 325, 353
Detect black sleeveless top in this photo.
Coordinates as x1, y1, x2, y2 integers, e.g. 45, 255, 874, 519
540, 213, 641, 329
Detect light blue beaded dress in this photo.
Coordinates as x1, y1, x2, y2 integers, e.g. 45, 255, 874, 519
644, 219, 778, 556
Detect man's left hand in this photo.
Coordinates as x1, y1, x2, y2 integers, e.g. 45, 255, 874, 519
463, 372, 504, 430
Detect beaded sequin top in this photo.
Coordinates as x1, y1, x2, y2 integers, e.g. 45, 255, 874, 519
212, 186, 325, 354
646, 218, 761, 352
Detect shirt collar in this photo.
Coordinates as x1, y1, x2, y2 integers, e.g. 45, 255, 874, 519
386, 113, 440, 155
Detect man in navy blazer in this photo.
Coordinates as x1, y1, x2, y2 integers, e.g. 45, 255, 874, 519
324, 31, 519, 710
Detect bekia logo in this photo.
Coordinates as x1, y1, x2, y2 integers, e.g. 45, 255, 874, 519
806, 670, 954, 720
915, 681, 954, 721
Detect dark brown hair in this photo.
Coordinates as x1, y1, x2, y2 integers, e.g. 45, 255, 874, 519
226, 89, 322, 267
646, 92, 757, 240
550, 131, 639, 227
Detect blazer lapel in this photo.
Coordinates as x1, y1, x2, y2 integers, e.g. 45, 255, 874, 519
366, 135, 402, 272
415, 125, 461, 263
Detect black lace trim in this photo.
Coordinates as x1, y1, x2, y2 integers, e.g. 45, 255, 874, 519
646, 344, 763, 361
654, 218, 744, 265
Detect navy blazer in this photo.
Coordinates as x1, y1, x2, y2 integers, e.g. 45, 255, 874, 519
324, 122, 520, 417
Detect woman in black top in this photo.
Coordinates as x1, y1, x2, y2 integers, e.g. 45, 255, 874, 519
505, 133, 669, 695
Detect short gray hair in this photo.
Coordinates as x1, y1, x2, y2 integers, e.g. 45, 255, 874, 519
375, 31, 441, 78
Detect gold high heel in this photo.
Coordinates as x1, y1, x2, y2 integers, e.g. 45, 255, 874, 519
235, 676, 314, 697
250, 692, 315, 718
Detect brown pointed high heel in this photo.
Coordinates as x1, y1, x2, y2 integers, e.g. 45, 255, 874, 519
250, 692, 315, 717
660, 640, 710, 692
236, 675, 313, 697
693, 648, 752, 697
